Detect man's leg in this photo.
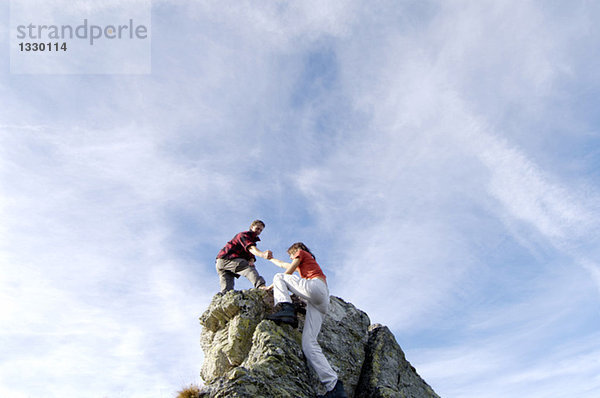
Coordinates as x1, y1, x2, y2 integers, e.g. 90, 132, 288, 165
236, 260, 266, 288
215, 259, 236, 292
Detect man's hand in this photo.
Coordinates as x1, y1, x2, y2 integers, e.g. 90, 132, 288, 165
249, 245, 271, 260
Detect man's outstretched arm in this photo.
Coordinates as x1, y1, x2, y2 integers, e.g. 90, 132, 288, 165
248, 245, 273, 260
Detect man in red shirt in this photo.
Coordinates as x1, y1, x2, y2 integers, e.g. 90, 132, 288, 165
215, 220, 273, 293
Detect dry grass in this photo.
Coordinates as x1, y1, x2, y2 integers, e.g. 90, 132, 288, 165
176, 383, 201, 398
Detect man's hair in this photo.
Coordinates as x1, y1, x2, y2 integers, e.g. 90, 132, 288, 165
250, 220, 265, 229
287, 242, 316, 259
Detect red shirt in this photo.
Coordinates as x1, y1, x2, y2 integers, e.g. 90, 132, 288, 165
292, 249, 326, 280
216, 231, 260, 261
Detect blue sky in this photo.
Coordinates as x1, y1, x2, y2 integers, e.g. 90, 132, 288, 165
1, 1, 600, 397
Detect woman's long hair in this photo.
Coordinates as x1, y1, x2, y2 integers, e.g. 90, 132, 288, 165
287, 242, 316, 259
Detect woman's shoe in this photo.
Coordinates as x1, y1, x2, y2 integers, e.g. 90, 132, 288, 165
317, 380, 347, 398
266, 302, 298, 328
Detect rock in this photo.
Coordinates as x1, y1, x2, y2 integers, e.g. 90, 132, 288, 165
199, 289, 271, 383
357, 324, 440, 398
198, 289, 440, 398
317, 296, 371, 397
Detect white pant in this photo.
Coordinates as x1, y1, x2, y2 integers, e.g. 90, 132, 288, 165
272, 273, 338, 391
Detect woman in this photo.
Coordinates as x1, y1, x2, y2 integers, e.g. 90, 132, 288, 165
267, 242, 348, 398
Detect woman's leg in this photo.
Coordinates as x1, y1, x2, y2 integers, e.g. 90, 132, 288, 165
272, 273, 315, 304
272, 273, 295, 304
303, 301, 337, 391
277, 277, 337, 390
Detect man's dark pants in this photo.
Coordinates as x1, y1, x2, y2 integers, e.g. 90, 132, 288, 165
215, 258, 266, 292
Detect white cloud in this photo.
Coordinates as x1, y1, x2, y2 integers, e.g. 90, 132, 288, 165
1, 1, 600, 397
417, 330, 600, 398
0, 123, 212, 397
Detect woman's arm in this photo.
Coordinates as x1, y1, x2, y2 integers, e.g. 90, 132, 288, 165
269, 257, 290, 269
270, 257, 301, 275
284, 258, 300, 275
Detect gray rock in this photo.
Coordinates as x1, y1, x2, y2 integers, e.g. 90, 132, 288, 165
356, 324, 440, 398
199, 289, 272, 383
317, 296, 371, 397
198, 289, 440, 398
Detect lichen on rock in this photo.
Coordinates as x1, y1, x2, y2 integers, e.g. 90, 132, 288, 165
357, 324, 440, 398
199, 289, 270, 383
198, 289, 440, 398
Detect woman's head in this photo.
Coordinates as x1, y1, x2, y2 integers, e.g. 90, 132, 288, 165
287, 242, 316, 259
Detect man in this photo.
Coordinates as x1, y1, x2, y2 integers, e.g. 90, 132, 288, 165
215, 220, 273, 293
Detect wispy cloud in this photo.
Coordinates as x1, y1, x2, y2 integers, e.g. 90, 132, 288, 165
0, 124, 211, 397
416, 329, 600, 398
1, 1, 599, 397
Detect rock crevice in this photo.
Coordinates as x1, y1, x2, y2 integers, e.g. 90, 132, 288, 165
199, 289, 439, 398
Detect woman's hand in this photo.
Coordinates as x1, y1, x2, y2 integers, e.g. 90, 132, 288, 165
269, 257, 290, 269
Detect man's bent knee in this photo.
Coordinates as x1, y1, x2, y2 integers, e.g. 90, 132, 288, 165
254, 277, 266, 288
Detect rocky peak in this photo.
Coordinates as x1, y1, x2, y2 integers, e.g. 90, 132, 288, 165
198, 289, 440, 398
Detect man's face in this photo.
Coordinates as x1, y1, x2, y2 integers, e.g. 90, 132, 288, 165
251, 224, 264, 235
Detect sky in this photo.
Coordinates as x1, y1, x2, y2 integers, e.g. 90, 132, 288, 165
1, 0, 600, 397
